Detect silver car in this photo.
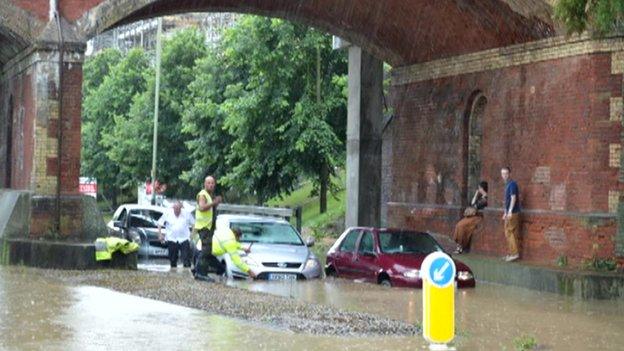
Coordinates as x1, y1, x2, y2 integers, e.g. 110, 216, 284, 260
215, 214, 322, 280
107, 204, 168, 258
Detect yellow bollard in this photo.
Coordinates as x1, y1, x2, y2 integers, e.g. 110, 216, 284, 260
422, 251, 456, 350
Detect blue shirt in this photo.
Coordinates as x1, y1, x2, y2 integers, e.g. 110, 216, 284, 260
504, 180, 521, 213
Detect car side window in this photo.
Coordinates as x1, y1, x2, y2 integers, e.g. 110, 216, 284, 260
358, 231, 374, 254
339, 230, 360, 252
117, 208, 127, 222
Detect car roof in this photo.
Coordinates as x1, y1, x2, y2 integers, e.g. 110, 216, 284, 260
217, 214, 289, 224
119, 204, 166, 212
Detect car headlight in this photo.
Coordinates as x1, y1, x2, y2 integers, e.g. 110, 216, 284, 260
402, 269, 420, 279
304, 258, 320, 270
457, 271, 474, 281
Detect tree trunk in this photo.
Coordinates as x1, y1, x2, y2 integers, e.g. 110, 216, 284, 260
320, 162, 328, 214
317, 45, 328, 214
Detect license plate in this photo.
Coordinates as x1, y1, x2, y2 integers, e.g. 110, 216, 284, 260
268, 273, 297, 281
149, 247, 168, 256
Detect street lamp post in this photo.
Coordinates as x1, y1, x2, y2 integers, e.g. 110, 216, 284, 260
151, 18, 162, 205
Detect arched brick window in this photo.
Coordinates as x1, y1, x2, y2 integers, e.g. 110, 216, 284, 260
463, 92, 486, 204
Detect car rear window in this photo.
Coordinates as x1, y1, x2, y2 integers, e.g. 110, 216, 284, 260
379, 231, 442, 254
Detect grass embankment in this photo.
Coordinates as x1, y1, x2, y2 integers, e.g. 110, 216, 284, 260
267, 177, 346, 263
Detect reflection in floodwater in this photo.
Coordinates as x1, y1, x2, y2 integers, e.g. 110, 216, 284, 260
2, 263, 624, 350
229, 276, 624, 350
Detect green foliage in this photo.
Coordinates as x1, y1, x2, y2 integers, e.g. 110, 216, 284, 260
513, 335, 538, 351
82, 17, 347, 204
82, 48, 150, 201
115, 28, 207, 197
185, 16, 347, 203
556, 255, 568, 267
555, 0, 624, 34
582, 257, 617, 271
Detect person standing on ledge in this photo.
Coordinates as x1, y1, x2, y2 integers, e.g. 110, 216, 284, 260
501, 167, 521, 262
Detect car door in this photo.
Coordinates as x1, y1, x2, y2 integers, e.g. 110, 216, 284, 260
351, 230, 379, 282
109, 207, 127, 236
333, 229, 361, 278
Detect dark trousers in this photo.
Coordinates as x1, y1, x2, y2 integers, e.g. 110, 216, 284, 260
194, 228, 225, 276
168, 240, 191, 268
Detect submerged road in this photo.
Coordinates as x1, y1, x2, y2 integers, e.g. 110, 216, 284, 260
1, 264, 623, 350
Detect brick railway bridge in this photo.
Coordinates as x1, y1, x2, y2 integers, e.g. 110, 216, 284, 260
1, 0, 623, 268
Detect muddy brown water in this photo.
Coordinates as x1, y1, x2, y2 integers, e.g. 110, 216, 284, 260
2, 264, 624, 350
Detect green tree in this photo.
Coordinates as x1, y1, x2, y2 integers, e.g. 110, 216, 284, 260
555, 0, 624, 34
181, 51, 236, 192
195, 16, 347, 205
82, 48, 122, 96
82, 48, 149, 205
106, 28, 207, 197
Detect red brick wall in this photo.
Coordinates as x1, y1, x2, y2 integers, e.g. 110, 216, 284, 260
7, 70, 36, 190
9, 0, 105, 21
59, 61, 82, 194
387, 53, 622, 265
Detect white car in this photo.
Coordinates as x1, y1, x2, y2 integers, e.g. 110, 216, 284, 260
214, 214, 322, 281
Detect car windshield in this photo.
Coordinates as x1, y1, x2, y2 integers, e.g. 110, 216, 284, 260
378, 231, 443, 254
128, 209, 163, 228
231, 221, 303, 246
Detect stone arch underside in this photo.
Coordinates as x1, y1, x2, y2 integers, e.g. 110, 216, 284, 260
75, 0, 556, 67
0, 0, 46, 68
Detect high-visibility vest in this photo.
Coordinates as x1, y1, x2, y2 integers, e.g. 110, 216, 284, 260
212, 228, 250, 273
94, 237, 139, 261
195, 189, 213, 230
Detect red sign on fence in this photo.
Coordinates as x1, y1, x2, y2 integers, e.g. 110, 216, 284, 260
79, 177, 97, 198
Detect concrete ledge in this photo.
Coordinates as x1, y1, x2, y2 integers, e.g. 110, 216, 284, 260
459, 254, 624, 300
3, 238, 137, 270
0, 190, 31, 239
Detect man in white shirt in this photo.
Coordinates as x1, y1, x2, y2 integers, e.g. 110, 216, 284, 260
158, 201, 194, 268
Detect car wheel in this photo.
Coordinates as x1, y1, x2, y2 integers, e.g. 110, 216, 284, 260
379, 278, 392, 287
324, 266, 337, 278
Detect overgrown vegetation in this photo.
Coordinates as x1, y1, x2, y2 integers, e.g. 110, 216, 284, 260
582, 257, 618, 271
82, 16, 348, 209
555, 0, 624, 34
556, 255, 568, 268
512, 335, 538, 351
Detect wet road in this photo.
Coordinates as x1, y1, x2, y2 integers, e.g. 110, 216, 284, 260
0, 266, 423, 351
2, 262, 624, 350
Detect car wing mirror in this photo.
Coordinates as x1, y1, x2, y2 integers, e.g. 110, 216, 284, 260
305, 236, 315, 247
113, 220, 125, 229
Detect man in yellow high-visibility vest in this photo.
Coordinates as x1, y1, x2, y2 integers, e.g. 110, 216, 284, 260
213, 227, 256, 279
193, 175, 223, 281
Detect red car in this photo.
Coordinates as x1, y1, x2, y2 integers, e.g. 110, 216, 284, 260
325, 228, 476, 288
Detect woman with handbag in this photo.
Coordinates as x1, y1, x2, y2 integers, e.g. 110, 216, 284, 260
453, 181, 488, 254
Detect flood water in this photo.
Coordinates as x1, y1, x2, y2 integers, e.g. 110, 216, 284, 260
231, 278, 624, 350
2, 263, 624, 350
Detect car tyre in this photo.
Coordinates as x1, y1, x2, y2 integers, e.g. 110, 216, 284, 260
379, 277, 392, 287
324, 266, 337, 278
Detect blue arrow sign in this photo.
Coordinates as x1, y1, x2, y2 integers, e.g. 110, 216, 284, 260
428, 256, 455, 287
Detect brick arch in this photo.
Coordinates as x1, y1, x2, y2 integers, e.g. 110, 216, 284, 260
75, 0, 556, 67
0, 0, 45, 67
